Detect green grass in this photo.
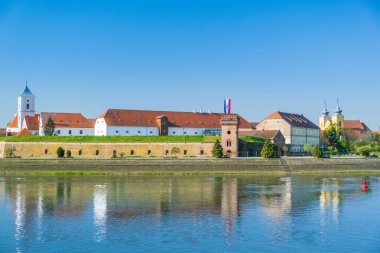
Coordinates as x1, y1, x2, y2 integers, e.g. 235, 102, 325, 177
239, 135, 266, 143
0, 135, 220, 143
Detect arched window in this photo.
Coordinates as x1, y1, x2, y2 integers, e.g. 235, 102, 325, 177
227, 140, 232, 147
27, 104, 30, 110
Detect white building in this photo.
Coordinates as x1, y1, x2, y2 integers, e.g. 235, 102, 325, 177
256, 111, 320, 153
7, 86, 95, 136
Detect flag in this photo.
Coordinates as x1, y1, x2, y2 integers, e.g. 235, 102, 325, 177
224, 99, 231, 114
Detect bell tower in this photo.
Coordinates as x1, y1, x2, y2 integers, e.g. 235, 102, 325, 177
331, 98, 344, 129
220, 115, 240, 157
17, 83, 36, 130
319, 100, 331, 131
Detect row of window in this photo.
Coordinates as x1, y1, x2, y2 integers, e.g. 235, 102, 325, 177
56, 130, 84, 135
43, 149, 205, 156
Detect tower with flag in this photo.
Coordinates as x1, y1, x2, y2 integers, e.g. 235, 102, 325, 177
224, 98, 231, 115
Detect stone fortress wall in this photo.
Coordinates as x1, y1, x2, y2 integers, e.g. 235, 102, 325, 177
0, 142, 214, 158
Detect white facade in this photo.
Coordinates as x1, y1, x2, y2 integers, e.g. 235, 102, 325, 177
39, 127, 94, 136
95, 119, 159, 136
17, 89, 36, 130
168, 127, 204, 136
290, 127, 320, 152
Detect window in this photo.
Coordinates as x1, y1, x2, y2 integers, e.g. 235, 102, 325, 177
184, 150, 188, 155
57, 130, 61, 135
126, 131, 129, 133
69, 130, 72, 135
80, 130, 83, 135
116, 130, 119, 134
138, 131, 141, 134
44, 149, 48, 155
227, 131, 231, 135
95, 150, 100, 156
184, 132, 187, 135
200, 150, 204, 155
27, 104, 30, 110
150, 131, 153, 134
172, 132, 176, 134
78, 150, 82, 156
130, 150, 135, 155
227, 140, 232, 147
148, 150, 152, 155
195, 132, 198, 135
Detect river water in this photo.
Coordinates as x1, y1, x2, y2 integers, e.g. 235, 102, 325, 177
0, 175, 379, 252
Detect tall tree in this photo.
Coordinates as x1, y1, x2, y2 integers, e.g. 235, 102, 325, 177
43, 117, 56, 136
212, 139, 223, 158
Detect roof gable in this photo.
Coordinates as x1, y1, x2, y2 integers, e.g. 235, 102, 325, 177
41, 112, 95, 128
265, 111, 319, 129
7, 115, 18, 128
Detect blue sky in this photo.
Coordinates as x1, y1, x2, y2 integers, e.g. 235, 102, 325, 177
0, 0, 379, 129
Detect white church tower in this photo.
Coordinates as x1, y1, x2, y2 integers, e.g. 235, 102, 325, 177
17, 84, 36, 130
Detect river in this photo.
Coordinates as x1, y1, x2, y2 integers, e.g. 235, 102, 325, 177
0, 175, 379, 252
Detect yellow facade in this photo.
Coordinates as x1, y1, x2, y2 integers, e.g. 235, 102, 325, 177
0, 142, 214, 158
319, 114, 344, 131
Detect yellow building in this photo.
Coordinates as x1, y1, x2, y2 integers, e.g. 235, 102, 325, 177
319, 100, 344, 131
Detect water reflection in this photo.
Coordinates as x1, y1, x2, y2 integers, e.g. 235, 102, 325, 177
94, 184, 107, 242
0, 175, 377, 253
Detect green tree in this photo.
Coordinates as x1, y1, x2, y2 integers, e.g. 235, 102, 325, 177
171, 147, 180, 157
4, 146, 16, 158
212, 139, 223, 158
303, 144, 311, 155
261, 140, 276, 159
357, 146, 371, 157
57, 147, 65, 158
66, 150, 72, 158
312, 144, 323, 158
336, 139, 349, 153
43, 117, 56, 136
325, 124, 341, 147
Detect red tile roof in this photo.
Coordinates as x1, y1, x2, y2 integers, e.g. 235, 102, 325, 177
7, 115, 18, 128
24, 114, 40, 131
344, 120, 371, 132
250, 122, 259, 129
16, 128, 32, 136
41, 112, 95, 128
265, 111, 319, 129
99, 109, 252, 129
240, 129, 282, 140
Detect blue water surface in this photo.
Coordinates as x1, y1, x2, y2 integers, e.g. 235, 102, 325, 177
0, 175, 379, 253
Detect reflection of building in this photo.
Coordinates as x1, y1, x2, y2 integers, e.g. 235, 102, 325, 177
320, 179, 341, 224
221, 178, 238, 222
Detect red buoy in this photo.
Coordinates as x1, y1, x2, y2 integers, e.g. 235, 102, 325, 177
362, 180, 368, 192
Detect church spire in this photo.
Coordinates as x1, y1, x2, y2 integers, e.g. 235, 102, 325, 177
321, 100, 329, 116
20, 82, 34, 96
334, 98, 343, 115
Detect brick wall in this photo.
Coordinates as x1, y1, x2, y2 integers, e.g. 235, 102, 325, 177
0, 142, 214, 158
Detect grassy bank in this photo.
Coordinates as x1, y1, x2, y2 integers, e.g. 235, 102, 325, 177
0, 135, 220, 143
1, 157, 380, 176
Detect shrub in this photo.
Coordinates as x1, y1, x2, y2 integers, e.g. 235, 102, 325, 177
357, 146, 371, 157
66, 150, 72, 158
57, 147, 65, 158
261, 140, 276, 159
171, 147, 180, 157
312, 144, 323, 158
112, 150, 117, 158
119, 152, 125, 158
4, 146, 16, 158
212, 139, 223, 158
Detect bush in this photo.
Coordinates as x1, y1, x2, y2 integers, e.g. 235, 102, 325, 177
171, 147, 180, 157
4, 146, 16, 158
66, 150, 72, 158
212, 139, 223, 158
357, 146, 371, 157
57, 147, 65, 158
261, 140, 276, 159
312, 144, 323, 158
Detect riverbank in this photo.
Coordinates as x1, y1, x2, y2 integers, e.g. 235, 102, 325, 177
1, 157, 380, 176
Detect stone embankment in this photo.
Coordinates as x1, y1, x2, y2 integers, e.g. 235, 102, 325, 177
0, 157, 380, 175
